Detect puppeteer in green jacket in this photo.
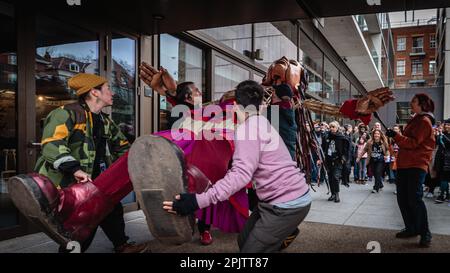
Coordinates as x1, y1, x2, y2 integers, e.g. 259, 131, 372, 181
34, 73, 130, 188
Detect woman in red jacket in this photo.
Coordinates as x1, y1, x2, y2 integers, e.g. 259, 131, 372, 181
386, 93, 436, 248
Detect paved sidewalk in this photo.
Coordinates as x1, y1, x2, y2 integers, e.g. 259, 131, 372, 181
1, 181, 449, 253
307, 182, 450, 235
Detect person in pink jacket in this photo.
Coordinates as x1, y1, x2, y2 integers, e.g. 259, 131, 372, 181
163, 80, 311, 253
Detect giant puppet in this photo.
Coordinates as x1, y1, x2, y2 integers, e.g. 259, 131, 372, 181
7, 57, 394, 248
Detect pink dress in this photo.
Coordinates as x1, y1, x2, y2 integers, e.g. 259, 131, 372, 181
155, 99, 249, 233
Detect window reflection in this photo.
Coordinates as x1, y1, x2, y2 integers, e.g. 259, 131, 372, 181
213, 56, 250, 101
159, 34, 205, 131
111, 35, 136, 144
0, 2, 17, 229
340, 76, 351, 103
198, 25, 252, 56
324, 57, 339, 104
254, 22, 297, 67
300, 31, 323, 96
35, 16, 99, 143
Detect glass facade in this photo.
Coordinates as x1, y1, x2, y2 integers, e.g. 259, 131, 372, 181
35, 15, 99, 144
159, 34, 206, 130
300, 31, 323, 97
254, 22, 297, 67
198, 24, 252, 56
197, 22, 366, 120
0, 3, 18, 230
111, 35, 136, 144
323, 57, 339, 105
213, 56, 250, 100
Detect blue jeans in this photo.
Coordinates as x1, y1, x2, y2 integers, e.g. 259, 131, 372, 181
388, 167, 396, 183
357, 159, 367, 180
354, 162, 359, 179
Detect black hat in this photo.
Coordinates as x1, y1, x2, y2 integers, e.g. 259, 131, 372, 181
444, 118, 450, 124
273, 84, 293, 100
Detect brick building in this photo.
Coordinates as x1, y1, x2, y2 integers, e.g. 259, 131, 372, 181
392, 24, 437, 88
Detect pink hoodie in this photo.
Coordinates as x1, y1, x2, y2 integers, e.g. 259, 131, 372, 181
196, 115, 309, 209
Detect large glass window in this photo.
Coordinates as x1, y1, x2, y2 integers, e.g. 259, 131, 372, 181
111, 35, 136, 144
213, 55, 250, 101
111, 36, 137, 205
254, 22, 297, 68
339, 76, 351, 103
198, 25, 252, 56
323, 57, 339, 104
0, 3, 18, 229
159, 34, 206, 131
35, 16, 99, 144
300, 31, 323, 96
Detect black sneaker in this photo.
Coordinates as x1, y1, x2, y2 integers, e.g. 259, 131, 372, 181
419, 232, 432, 248
396, 229, 418, 239
435, 195, 445, 204
328, 195, 336, 201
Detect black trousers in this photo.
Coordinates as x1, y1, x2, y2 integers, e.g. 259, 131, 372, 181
341, 164, 351, 185
371, 161, 385, 191
326, 160, 343, 194
396, 168, 430, 237
80, 203, 128, 252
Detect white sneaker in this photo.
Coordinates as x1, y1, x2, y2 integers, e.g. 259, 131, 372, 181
425, 192, 434, 198
371, 189, 378, 194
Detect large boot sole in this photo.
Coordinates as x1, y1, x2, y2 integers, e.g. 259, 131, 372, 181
128, 135, 192, 245
6, 175, 70, 246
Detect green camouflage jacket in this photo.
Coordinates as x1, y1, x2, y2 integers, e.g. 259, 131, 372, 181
34, 102, 130, 188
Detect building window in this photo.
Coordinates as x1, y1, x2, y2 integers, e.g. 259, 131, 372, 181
7, 73, 17, 84
254, 22, 297, 67
8, 54, 17, 65
36, 15, 99, 146
429, 59, 436, 75
324, 57, 339, 103
412, 36, 424, 53
411, 59, 423, 75
397, 102, 412, 125
213, 55, 250, 100
69, 63, 80, 72
397, 37, 406, 51
198, 24, 252, 56
430, 34, 436, 49
396, 60, 405, 76
111, 35, 136, 146
159, 34, 206, 131
300, 30, 323, 96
